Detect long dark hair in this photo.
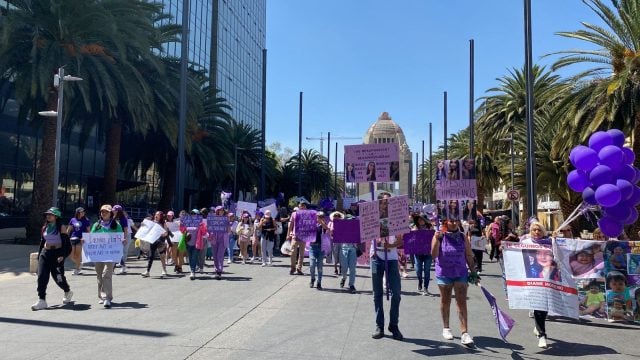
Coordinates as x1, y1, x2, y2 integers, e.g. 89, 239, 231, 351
154, 211, 166, 226
42, 217, 62, 235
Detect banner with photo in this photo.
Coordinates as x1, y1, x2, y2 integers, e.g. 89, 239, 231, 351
503, 242, 578, 318
602, 241, 640, 323
436, 199, 478, 223
344, 143, 400, 183
435, 159, 477, 200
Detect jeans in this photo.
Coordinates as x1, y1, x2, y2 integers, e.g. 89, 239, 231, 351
371, 256, 401, 328
227, 235, 237, 261
36, 248, 70, 299
309, 245, 324, 283
414, 254, 432, 289
340, 246, 357, 287
187, 245, 199, 273
261, 237, 274, 264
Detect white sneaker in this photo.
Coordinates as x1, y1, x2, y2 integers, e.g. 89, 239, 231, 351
31, 299, 48, 311
103, 299, 112, 308
249, 257, 254, 262
141, 271, 150, 277
72, 269, 79, 276
461, 332, 474, 346
227, 260, 232, 265
538, 336, 548, 348
98, 298, 104, 304
63, 291, 73, 304
161, 270, 167, 277
533, 326, 539, 337
261, 263, 267, 267
190, 272, 195, 280
120, 266, 127, 274
442, 328, 454, 340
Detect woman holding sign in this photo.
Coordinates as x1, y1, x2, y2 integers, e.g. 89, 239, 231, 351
411, 215, 433, 295
431, 220, 478, 346
141, 211, 172, 278
90, 204, 124, 309
31, 207, 73, 311
236, 213, 254, 264
209, 206, 229, 280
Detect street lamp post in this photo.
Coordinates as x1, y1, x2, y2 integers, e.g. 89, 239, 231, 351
233, 145, 245, 201
38, 66, 82, 207
501, 133, 517, 224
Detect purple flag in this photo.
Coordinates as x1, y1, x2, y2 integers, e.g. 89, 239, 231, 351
332, 219, 361, 243
480, 285, 515, 342
403, 230, 434, 255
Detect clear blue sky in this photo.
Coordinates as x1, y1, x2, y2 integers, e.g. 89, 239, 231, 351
265, 0, 601, 179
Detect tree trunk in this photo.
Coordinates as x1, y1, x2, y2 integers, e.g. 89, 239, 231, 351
158, 157, 176, 211
25, 91, 58, 242
102, 119, 122, 205
477, 187, 485, 212
629, 112, 640, 239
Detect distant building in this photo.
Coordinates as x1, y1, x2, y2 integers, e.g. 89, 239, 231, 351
357, 112, 413, 198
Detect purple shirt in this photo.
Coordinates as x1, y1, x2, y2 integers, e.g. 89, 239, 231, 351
435, 231, 468, 278
69, 217, 90, 239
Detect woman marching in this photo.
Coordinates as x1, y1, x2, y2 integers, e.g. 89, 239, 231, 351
67, 207, 90, 275
332, 211, 358, 293
166, 211, 184, 273
31, 207, 73, 310
309, 212, 330, 290
260, 209, 276, 266
90, 204, 125, 308
251, 211, 263, 263
209, 206, 229, 280
236, 213, 254, 264
412, 214, 433, 295
431, 219, 478, 346
113, 205, 131, 274
184, 209, 207, 280
141, 211, 172, 278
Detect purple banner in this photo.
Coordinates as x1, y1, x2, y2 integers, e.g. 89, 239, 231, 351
358, 201, 380, 241
332, 219, 361, 244
294, 210, 317, 243
435, 159, 477, 200
181, 215, 203, 228
403, 230, 434, 255
206, 215, 228, 235
480, 285, 515, 342
344, 143, 399, 183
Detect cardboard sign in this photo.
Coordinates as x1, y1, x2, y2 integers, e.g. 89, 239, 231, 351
82, 232, 124, 263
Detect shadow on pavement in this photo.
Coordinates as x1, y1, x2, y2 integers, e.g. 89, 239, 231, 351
540, 338, 618, 357
110, 301, 149, 309
0, 316, 171, 337
404, 337, 481, 356
472, 336, 524, 352
48, 303, 92, 311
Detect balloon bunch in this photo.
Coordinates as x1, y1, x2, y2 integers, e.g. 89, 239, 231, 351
567, 129, 640, 238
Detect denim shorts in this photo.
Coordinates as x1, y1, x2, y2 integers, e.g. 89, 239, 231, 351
436, 275, 468, 285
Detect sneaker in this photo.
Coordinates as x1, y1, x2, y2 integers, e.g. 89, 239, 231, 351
62, 291, 73, 304
372, 327, 384, 339
528, 310, 534, 318
120, 266, 127, 274
349, 285, 356, 294
289, 270, 295, 275
31, 299, 48, 311
461, 332, 474, 346
417, 285, 423, 293
533, 326, 540, 337
72, 269, 79, 276
242, 260, 246, 265
296, 270, 304, 275
442, 328, 454, 340
261, 263, 267, 267
215, 273, 222, 280
538, 336, 548, 348
388, 325, 404, 341
227, 260, 232, 265
340, 278, 346, 288
161, 270, 167, 277
103, 299, 112, 308
141, 271, 150, 278
98, 298, 104, 304
249, 257, 254, 262
190, 272, 195, 280
316, 282, 322, 290
401, 271, 409, 278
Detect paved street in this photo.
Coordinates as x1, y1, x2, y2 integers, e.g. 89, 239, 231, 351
0, 239, 638, 360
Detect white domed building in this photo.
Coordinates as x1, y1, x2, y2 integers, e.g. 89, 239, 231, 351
358, 112, 413, 198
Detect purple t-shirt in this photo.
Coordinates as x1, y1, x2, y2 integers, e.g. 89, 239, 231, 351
435, 231, 468, 278
69, 217, 91, 239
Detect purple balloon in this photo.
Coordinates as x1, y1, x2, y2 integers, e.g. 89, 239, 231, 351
618, 164, 636, 183
598, 145, 624, 170
603, 205, 632, 221
589, 165, 614, 187
567, 169, 591, 192
572, 146, 599, 172
598, 216, 624, 238
595, 184, 622, 207
607, 129, 626, 148
617, 179, 634, 200
624, 206, 639, 225
622, 147, 635, 165
582, 186, 597, 205
629, 186, 640, 206
589, 131, 614, 152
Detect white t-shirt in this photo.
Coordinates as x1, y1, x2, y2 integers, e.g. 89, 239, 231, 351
370, 236, 399, 261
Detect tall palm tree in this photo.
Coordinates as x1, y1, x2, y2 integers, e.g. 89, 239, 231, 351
551, 0, 640, 233
280, 149, 337, 203
0, 0, 165, 240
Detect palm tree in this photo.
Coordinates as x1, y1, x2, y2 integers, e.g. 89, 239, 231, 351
0, 0, 166, 240
551, 0, 640, 233
280, 149, 337, 203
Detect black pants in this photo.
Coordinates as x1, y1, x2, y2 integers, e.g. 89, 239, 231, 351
147, 240, 169, 271
534, 310, 548, 337
37, 248, 70, 299
472, 249, 484, 272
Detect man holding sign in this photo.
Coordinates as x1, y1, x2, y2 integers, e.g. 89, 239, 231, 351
288, 199, 313, 275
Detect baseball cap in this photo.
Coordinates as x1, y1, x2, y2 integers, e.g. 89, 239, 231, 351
214, 206, 224, 212
100, 205, 112, 212
190, 208, 200, 215
44, 207, 62, 217
167, 211, 175, 217
113, 205, 123, 212
75, 207, 85, 214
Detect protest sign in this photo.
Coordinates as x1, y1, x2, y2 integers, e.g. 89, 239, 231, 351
435, 159, 477, 200
480, 285, 515, 342
555, 238, 606, 279
236, 201, 257, 218
358, 200, 380, 242
259, 203, 278, 217
135, 219, 166, 243
503, 242, 578, 318
387, 195, 409, 236
166, 221, 182, 243
82, 232, 124, 263
181, 215, 203, 229
344, 143, 399, 183
471, 235, 487, 251
332, 219, 361, 244
602, 241, 640, 323
402, 230, 434, 255
207, 215, 228, 235
294, 210, 317, 243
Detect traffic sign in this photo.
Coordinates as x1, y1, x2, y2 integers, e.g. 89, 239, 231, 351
507, 189, 520, 201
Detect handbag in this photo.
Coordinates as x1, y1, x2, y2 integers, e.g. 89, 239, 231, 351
280, 239, 292, 256
177, 233, 187, 252
275, 221, 283, 235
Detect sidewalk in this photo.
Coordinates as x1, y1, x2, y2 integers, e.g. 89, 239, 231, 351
0, 247, 638, 359
0, 227, 26, 242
